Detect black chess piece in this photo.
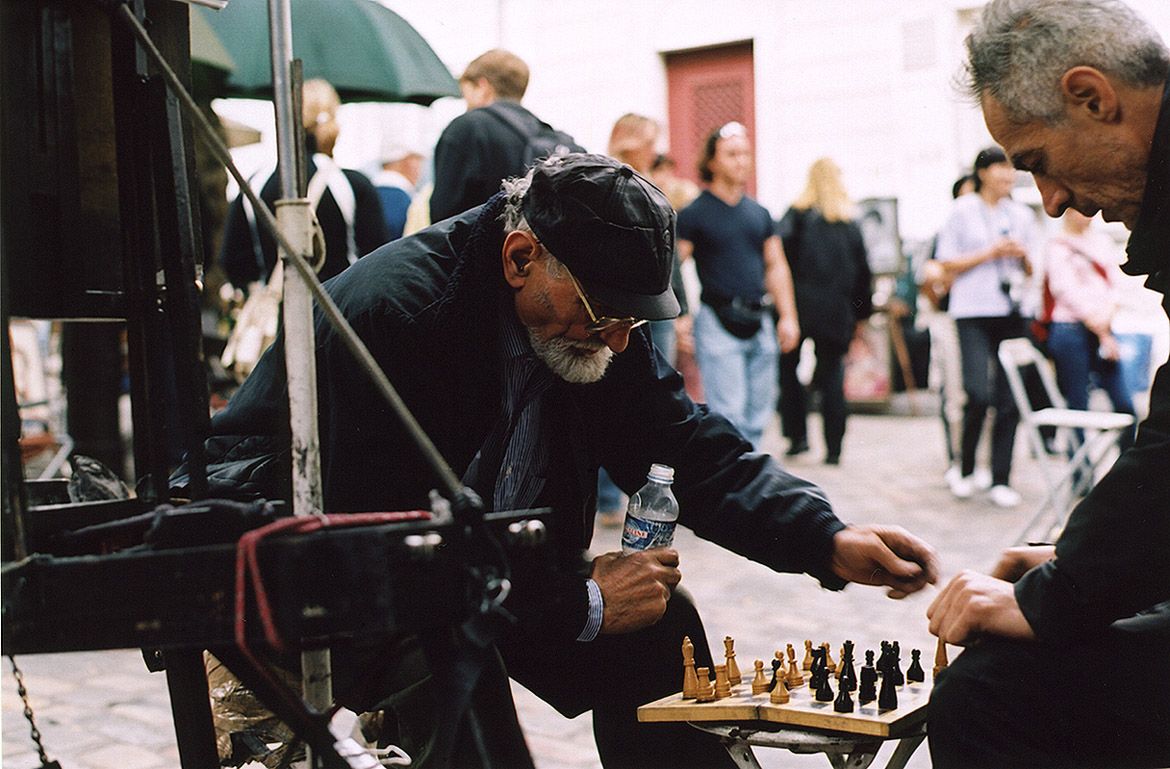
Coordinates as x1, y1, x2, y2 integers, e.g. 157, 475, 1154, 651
890, 641, 904, 686
816, 667, 835, 702
838, 640, 857, 692
808, 646, 826, 690
770, 656, 783, 691
878, 669, 898, 710
833, 679, 855, 712
858, 661, 877, 705
906, 649, 925, 683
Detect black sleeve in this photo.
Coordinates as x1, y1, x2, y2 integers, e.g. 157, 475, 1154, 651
430, 118, 480, 223
220, 192, 262, 288
346, 170, 393, 257
850, 222, 874, 320
1015, 360, 1170, 642
592, 333, 848, 589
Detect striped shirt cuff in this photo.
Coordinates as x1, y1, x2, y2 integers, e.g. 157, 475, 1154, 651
577, 578, 605, 642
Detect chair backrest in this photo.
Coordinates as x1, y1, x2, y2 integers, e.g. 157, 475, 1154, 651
998, 337, 1068, 421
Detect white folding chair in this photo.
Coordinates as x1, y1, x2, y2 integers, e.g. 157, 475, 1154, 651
997, 338, 1135, 545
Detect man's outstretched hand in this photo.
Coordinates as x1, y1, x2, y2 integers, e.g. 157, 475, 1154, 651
591, 547, 681, 634
829, 524, 940, 598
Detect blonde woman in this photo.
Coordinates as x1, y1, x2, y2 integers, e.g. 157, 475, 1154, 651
220, 79, 389, 286
776, 158, 872, 465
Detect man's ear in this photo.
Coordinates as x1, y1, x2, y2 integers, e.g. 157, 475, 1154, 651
502, 231, 537, 288
1061, 66, 1120, 122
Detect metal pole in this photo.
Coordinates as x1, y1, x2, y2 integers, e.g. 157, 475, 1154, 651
266, 0, 333, 751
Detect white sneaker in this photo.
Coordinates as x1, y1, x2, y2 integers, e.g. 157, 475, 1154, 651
989, 484, 1021, 507
972, 468, 993, 491
948, 471, 974, 499
943, 465, 962, 487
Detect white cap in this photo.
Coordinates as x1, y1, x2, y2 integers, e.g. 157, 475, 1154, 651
380, 137, 422, 165
648, 463, 674, 482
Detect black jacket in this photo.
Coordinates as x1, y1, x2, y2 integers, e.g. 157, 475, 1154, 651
430, 101, 565, 222
1015, 73, 1170, 643
777, 207, 873, 348
220, 151, 390, 286
185, 202, 849, 640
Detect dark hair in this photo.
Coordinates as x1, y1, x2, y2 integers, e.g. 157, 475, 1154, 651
972, 146, 1008, 191
697, 122, 747, 183
951, 174, 974, 199
697, 129, 721, 183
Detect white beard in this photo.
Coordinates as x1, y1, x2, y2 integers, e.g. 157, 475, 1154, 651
527, 329, 614, 383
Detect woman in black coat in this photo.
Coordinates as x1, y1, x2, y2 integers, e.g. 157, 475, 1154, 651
776, 158, 872, 464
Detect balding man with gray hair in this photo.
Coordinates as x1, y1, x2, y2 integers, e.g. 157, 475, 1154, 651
926, 1, 1170, 766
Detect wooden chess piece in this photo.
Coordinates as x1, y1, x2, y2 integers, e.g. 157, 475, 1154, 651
695, 666, 715, 702
878, 669, 898, 711
822, 642, 837, 673
808, 645, 826, 690
714, 664, 731, 699
833, 679, 854, 712
786, 647, 805, 688
752, 660, 769, 695
933, 638, 949, 677
906, 649, 925, 683
682, 636, 698, 699
802, 639, 814, 670
724, 636, 742, 686
769, 673, 790, 704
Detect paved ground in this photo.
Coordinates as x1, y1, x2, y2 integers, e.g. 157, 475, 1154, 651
2, 398, 1061, 769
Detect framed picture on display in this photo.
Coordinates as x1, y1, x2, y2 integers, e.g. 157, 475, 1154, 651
857, 197, 903, 276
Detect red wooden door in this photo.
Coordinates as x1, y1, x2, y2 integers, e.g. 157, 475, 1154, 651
665, 42, 756, 196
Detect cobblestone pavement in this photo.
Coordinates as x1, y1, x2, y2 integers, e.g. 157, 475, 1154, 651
3, 401, 1057, 769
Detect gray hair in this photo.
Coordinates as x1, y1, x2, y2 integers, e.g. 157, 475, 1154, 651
499, 159, 569, 279
964, 0, 1169, 124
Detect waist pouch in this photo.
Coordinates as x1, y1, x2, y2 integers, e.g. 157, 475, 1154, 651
703, 290, 769, 339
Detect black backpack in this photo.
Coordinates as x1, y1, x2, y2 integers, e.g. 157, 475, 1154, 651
485, 103, 584, 168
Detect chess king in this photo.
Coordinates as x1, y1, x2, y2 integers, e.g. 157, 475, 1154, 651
927, 1, 1170, 767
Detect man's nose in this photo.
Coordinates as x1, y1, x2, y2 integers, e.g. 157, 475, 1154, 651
1035, 176, 1071, 218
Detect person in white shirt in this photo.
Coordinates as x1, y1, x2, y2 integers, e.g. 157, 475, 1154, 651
935, 146, 1037, 506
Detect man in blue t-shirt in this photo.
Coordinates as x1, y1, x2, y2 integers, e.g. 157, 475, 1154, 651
677, 122, 799, 447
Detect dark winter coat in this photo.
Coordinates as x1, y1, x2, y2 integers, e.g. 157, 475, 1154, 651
181, 200, 849, 640
777, 207, 873, 348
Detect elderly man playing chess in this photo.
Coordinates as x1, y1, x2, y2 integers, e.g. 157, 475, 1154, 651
927, 1, 1170, 767
183, 152, 939, 768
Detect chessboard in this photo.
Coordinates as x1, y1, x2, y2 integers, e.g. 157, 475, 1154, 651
637, 637, 948, 738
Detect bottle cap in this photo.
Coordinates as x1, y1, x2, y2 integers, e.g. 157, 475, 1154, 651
648, 463, 674, 482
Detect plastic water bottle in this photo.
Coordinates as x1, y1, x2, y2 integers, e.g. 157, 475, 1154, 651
621, 463, 679, 554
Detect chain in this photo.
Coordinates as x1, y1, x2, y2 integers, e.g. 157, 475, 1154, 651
8, 655, 54, 767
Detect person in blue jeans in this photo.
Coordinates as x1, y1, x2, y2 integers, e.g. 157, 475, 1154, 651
1044, 209, 1137, 451
677, 122, 799, 448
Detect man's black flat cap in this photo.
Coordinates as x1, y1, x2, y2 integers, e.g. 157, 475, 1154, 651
522, 153, 680, 321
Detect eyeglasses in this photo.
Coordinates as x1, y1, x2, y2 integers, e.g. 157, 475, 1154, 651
564, 267, 647, 334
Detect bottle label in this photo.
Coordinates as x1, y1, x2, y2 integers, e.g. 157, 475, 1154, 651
621, 515, 676, 552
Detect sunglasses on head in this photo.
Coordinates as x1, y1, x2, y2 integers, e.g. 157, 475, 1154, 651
717, 121, 748, 139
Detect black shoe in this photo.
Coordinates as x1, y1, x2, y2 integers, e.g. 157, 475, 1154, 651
786, 439, 809, 457
825, 453, 840, 466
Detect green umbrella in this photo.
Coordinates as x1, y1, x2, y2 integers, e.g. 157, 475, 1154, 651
191, 0, 459, 105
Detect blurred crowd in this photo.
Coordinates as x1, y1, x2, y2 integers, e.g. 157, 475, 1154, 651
175, 48, 1161, 516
